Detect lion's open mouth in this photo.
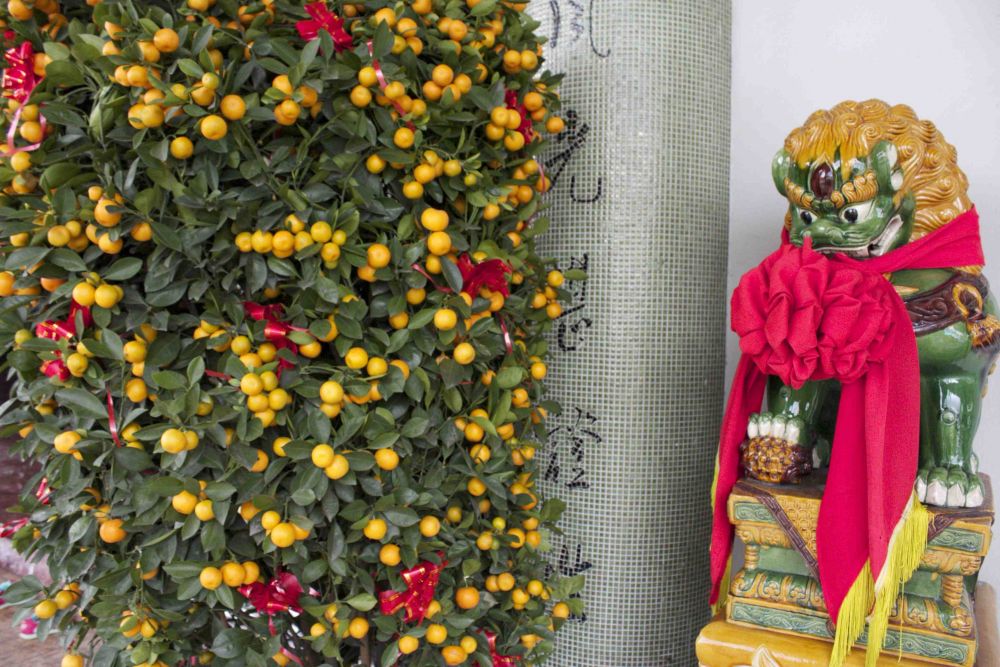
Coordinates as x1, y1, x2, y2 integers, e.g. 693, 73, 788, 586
812, 215, 903, 259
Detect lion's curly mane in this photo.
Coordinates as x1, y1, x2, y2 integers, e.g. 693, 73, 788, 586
783, 99, 972, 242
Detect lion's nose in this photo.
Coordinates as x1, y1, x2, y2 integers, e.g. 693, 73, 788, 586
806, 218, 844, 243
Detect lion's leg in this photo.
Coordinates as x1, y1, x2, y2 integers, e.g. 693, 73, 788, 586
920, 371, 985, 508
742, 378, 837, 483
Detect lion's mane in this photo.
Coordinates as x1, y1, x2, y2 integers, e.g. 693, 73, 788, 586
783, 99, 972, 242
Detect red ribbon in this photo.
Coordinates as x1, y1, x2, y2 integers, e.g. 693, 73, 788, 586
710, 207, 986, 623
2, 41, 46, 156
378, 556, 446, 623
366, 41, 416, 131
476, 630, 521, 667
244, 302, 305, 372
106, 388, 121, 447
296, 2, 354, 51
36, 300, 92, 381
0, 478, 52, 537
0, 517, 27, 538
35, 478, 50, 505
504, 90, 534, 142
238, 571, 305, 665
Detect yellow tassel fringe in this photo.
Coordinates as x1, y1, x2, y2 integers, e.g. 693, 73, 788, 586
711, 559, 731, 617
828, 495, 930, 667
828, 561, 874, 667
709, 452, 730, 616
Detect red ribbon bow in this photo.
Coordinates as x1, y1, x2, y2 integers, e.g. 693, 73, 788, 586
378, 556, 446, 623
296, 2, 354, 51
238, 572, 304, 665
35, 300, 92, 380
504, 90, 534, 142
238, 571, 303, 617
244, 301, 305, 371
2, 40, 46, 156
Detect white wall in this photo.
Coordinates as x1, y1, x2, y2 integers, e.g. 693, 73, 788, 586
730, 0, 1000, 587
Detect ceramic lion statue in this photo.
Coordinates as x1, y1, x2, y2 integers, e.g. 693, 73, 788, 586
740, 99, 999, 508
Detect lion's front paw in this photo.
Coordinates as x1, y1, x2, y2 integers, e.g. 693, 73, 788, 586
741, 413, 812, 484
916, 468, 984, 508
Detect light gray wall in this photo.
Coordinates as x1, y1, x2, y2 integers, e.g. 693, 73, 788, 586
730, 0, 1000, 586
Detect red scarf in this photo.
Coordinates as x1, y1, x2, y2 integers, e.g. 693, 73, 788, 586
709, 207, 985, 623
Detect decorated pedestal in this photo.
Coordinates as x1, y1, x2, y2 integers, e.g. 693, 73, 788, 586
697, 475, 993, 666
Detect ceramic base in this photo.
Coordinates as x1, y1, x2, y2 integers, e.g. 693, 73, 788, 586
697, 616, 959, 667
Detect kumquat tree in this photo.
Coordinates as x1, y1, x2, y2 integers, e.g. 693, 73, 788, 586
0, 0, 583, 665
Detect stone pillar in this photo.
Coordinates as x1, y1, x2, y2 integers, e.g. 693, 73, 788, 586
530, 2, 732, 664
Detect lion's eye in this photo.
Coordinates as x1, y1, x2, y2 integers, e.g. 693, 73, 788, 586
798, 209, 814, 225
839, 200, 874, 224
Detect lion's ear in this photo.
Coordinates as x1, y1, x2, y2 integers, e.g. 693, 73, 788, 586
772, 149, 791, 196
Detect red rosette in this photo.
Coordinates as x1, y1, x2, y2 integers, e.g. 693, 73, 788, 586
731, 237, 897, 388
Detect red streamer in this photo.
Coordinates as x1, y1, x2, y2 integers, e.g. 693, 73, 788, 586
106, 388, 121, 447
378, 555, 446, 623
498, 317, 514, 356
0, 517, 27, 538
366, 41, 415, 130
0, 477, 53, 537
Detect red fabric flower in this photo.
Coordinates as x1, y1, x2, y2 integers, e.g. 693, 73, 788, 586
731, 238, 897, 388
296, 2, 354, 52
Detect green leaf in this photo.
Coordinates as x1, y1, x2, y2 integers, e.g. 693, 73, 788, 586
142, 477, 185, 497
462, 558, 481, 578
114, 447, 153, 472
152, 370, 187, 390
163, 562, 205, 579
384, 507, 419, 527
440, 256, 464, 293
102, 257, 144, 281
48, 249, 88, 272
344, 592, 377, 612
496, 367, 525, 389
212, 629, 251, 659
55, 388, 107, 420
177, 58, 205, 78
